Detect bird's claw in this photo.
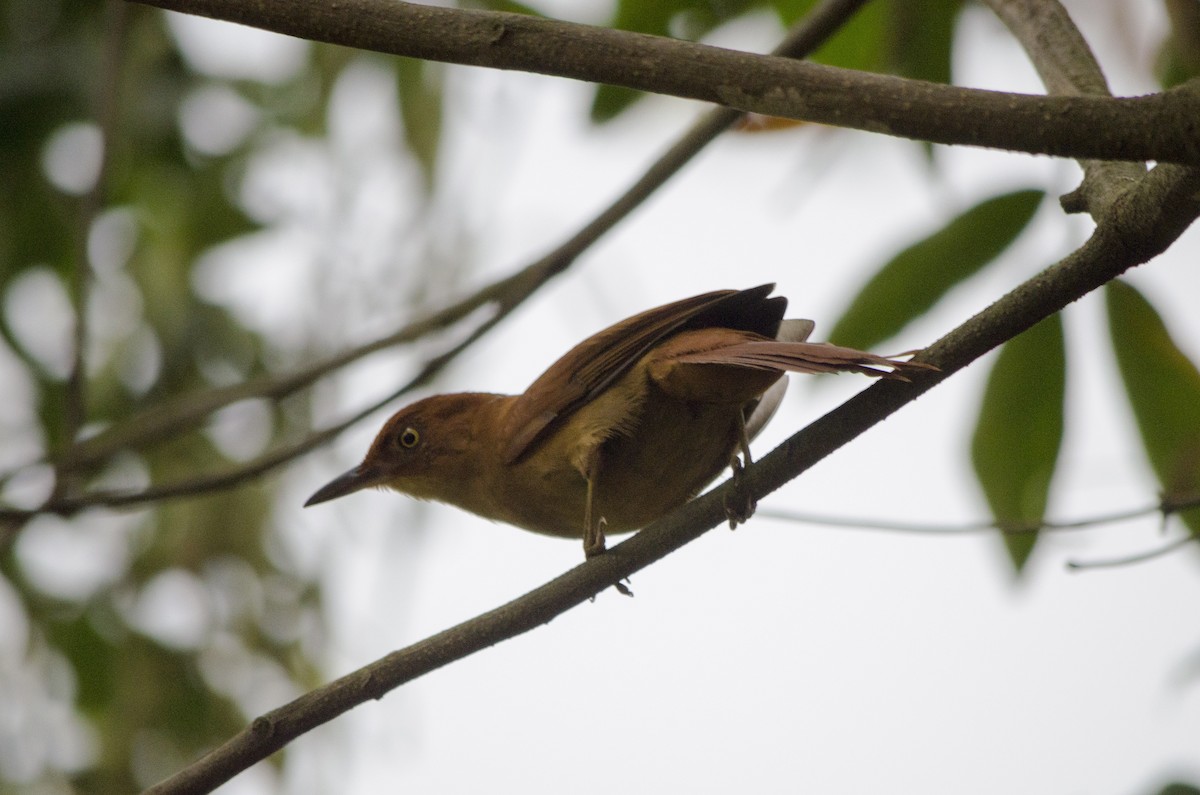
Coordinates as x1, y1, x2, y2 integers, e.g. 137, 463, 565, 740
582, 517, 634, 598
724, 458, 756, 529
583, 516, 608, 558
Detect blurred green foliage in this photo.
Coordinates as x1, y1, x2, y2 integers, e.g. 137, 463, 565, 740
0, 1, 381, 790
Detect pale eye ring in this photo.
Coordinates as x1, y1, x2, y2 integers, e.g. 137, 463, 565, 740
397, 427, 420, 449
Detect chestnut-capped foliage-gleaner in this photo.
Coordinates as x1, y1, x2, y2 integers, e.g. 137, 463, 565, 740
306, 285, 929, 558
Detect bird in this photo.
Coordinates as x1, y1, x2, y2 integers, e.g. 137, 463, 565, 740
305, 284, 928, 559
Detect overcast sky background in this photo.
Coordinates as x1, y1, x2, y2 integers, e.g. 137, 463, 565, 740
146, 2, 1200, 792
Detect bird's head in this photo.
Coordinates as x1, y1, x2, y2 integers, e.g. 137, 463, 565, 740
304, 393, 496, 507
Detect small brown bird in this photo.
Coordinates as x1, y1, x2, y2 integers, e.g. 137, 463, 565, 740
306, 285, 925, 557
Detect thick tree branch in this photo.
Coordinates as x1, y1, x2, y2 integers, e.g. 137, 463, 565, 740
129, 0, 1200, 165
987, 0, 1110, 96
144, 154, 1200, 794
983, 0, 1145, 215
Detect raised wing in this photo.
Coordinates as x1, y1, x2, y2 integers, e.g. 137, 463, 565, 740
501, 284, 787, 463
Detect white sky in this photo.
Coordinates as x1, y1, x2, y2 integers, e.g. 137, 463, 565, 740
57, 1, 1200, 793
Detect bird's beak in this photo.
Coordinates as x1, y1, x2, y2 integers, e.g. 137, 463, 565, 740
304, 464, 382, 507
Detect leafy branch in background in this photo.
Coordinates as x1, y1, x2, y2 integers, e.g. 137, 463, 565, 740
130, 0, 1200, 165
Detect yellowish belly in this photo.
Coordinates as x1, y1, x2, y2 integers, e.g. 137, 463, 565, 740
496, 392, 744, 538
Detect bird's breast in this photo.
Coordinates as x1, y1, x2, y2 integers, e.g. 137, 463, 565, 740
492, 366, 748, 538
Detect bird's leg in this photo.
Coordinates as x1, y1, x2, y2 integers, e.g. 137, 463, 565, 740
581, 449, 607, 558
724, 410, 757, 529
580, 449, 634, 597
583, 481, 606, 558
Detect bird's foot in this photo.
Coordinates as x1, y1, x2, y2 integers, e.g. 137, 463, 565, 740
582, 519, 634, 598
583, 517, 608, 558
724, 458, 757, 529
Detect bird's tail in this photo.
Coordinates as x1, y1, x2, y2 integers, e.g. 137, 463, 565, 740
674, 340, 936, 380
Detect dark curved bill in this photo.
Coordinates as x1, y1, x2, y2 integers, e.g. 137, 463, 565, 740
304, 465, 378, 507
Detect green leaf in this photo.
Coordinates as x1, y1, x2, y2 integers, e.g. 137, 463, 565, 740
1106, 280, 1200, 535
396, 57, 443, 190
1156, 0, 1200, 88
888, 0, 963, 86
591, 0, 764, 122
829, 189, 1044, 350
971, 313, 1066, 571
781, 0, 959, 79
1155, 784, 1200, 795
45, 610, 118, 714
802, 0, 888, 74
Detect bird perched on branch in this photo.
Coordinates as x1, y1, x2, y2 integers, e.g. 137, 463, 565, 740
306, 284, 929, 559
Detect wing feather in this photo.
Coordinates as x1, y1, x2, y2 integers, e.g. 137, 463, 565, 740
671, 340, 933, 378
501, 285, 786, 463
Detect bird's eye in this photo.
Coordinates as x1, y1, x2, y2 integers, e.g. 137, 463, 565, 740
397, 427, 420, 449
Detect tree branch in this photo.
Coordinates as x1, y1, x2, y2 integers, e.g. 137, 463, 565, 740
759, 492, 1200, 535
143, 156, 1200, 795
128, 0, 1200, 165
1067, 534, 1196, 570
59, 267, 519, 472
988, 0, 1111, 96
6, 291, 511, 520
983, 0, 1146, 215
56, 3, 129, 495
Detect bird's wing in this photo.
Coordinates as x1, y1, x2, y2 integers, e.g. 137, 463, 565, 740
501, 284, 786, 463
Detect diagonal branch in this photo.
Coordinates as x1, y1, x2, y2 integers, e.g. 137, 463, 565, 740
128, 0, 1200, 165
143, 158, 1200, 795
4, 293, 511, 522
59, 268, 519, 472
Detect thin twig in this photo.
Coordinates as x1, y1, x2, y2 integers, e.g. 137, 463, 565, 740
56, 2, 129, 495
58, 269, 518, 472
16, 299, 509, 517
757, 492, 1200, 535
1066, 534, 1196, 570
